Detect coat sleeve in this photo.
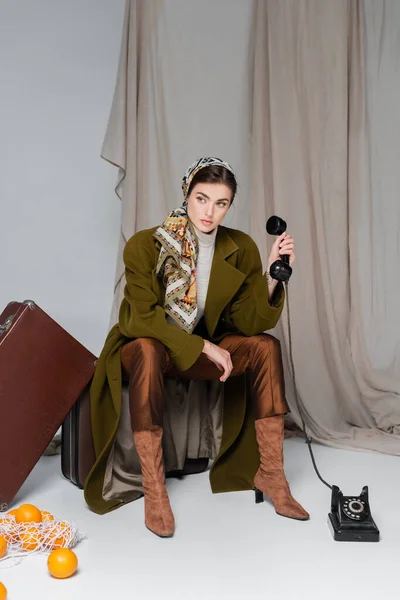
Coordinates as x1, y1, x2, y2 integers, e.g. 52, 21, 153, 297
229, 235, 285, 336
118, 234, 205, 371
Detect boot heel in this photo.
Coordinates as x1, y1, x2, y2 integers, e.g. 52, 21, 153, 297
254, 487, 264, 504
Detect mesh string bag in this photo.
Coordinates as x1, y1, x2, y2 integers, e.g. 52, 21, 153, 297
0, 512, 85, 568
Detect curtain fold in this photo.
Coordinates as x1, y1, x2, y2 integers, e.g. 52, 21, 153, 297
250, 0, 400, 453
355, 0, 400, 430
101, 0, 173, 327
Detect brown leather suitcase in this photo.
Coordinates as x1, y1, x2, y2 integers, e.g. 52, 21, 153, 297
61, 382, 96, 489
0, 300, 97, 511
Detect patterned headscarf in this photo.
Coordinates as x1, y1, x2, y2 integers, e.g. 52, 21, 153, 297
153, 157, 235, 333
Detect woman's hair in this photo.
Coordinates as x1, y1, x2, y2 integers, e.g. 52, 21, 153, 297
187, 165, 237, 204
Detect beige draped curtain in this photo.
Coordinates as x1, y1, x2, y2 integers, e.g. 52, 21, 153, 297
250, 0, 400, 453
102, 0, 400, 455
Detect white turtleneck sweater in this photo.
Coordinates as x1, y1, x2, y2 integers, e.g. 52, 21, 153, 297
192, 224, 218, 326
166, 224, 218, 328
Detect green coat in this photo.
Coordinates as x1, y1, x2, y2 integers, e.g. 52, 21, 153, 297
84, 225, 285, 514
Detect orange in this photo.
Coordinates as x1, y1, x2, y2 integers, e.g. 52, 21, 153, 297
0, 582, 7, 600
45, 522, 71, 550
0, 516, 12, 527
0, 519, 17, 544
19, 526, 42, 551
47, 548, 78, 579
0, 536, 7, 559
15, 504, 42, 524
44, 529, 61, 550
3, 536, 15, 545
41, 511, 55, 522
6, 509, 17, 518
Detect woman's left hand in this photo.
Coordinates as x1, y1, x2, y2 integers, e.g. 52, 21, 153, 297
267, 232, 296, 271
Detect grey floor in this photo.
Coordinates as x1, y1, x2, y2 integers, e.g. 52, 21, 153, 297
0, 438, 398, 600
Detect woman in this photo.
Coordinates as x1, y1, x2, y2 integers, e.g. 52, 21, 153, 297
84, 157, 309, 537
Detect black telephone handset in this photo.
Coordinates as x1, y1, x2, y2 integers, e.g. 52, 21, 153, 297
266, 216, 292, 282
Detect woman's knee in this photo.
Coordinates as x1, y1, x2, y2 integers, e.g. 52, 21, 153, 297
250, 334, 282, 363
132, 337, 166, 355
121, 337, 168, 374
254, 333, 281, 352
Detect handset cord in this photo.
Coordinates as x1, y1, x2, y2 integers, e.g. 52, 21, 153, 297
284, 281, 332, 491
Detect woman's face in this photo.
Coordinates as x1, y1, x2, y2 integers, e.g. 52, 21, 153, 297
186, 182, 232, 233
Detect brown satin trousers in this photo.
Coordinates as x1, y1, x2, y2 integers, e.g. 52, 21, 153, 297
121, 333, 289, 430
120, 333, 289, 431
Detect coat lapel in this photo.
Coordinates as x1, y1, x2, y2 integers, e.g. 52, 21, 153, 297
204, 227, 246, 338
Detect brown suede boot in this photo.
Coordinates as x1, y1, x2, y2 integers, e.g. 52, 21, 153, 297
253, 415, 310, 521
133, 426, 175, 537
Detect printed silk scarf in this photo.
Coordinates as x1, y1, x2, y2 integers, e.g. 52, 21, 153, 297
152, 157, 235, 333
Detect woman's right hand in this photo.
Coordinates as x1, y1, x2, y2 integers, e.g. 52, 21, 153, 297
202, 340, 233, 382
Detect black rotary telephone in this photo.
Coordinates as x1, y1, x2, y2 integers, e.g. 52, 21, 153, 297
266, 215, 380, 542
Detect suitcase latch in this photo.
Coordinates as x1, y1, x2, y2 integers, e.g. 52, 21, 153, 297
0, 316, 14, 334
